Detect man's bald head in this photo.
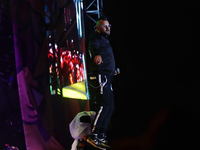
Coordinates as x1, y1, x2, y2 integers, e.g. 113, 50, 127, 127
95, 17, 111, 36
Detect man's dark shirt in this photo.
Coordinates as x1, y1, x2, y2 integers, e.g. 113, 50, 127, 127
88, 31, 115, 77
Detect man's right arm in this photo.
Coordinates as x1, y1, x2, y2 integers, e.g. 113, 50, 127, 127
89, 37, 102, 65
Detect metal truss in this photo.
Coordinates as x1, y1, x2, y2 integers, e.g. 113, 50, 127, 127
84, 0, 103, 23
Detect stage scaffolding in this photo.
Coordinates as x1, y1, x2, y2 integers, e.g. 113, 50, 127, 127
84, 0, 104, 23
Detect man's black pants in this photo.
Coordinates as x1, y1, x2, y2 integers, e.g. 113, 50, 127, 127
88, 73, 114, 134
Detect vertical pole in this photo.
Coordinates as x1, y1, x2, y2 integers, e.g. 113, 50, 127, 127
97, 0, 100, 18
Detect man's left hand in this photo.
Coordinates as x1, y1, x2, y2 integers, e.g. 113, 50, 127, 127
114, 68, 120, 75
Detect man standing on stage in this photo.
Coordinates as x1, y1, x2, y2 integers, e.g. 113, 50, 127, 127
87, 16, 119, 149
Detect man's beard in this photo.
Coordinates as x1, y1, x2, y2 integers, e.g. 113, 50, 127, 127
103, 30, 110, 36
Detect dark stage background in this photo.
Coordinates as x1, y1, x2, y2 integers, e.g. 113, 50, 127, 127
0, 1, 200, 150
102, 1, 200, 149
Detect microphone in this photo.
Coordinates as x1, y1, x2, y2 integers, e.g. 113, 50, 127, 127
116, 68, 120, 73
